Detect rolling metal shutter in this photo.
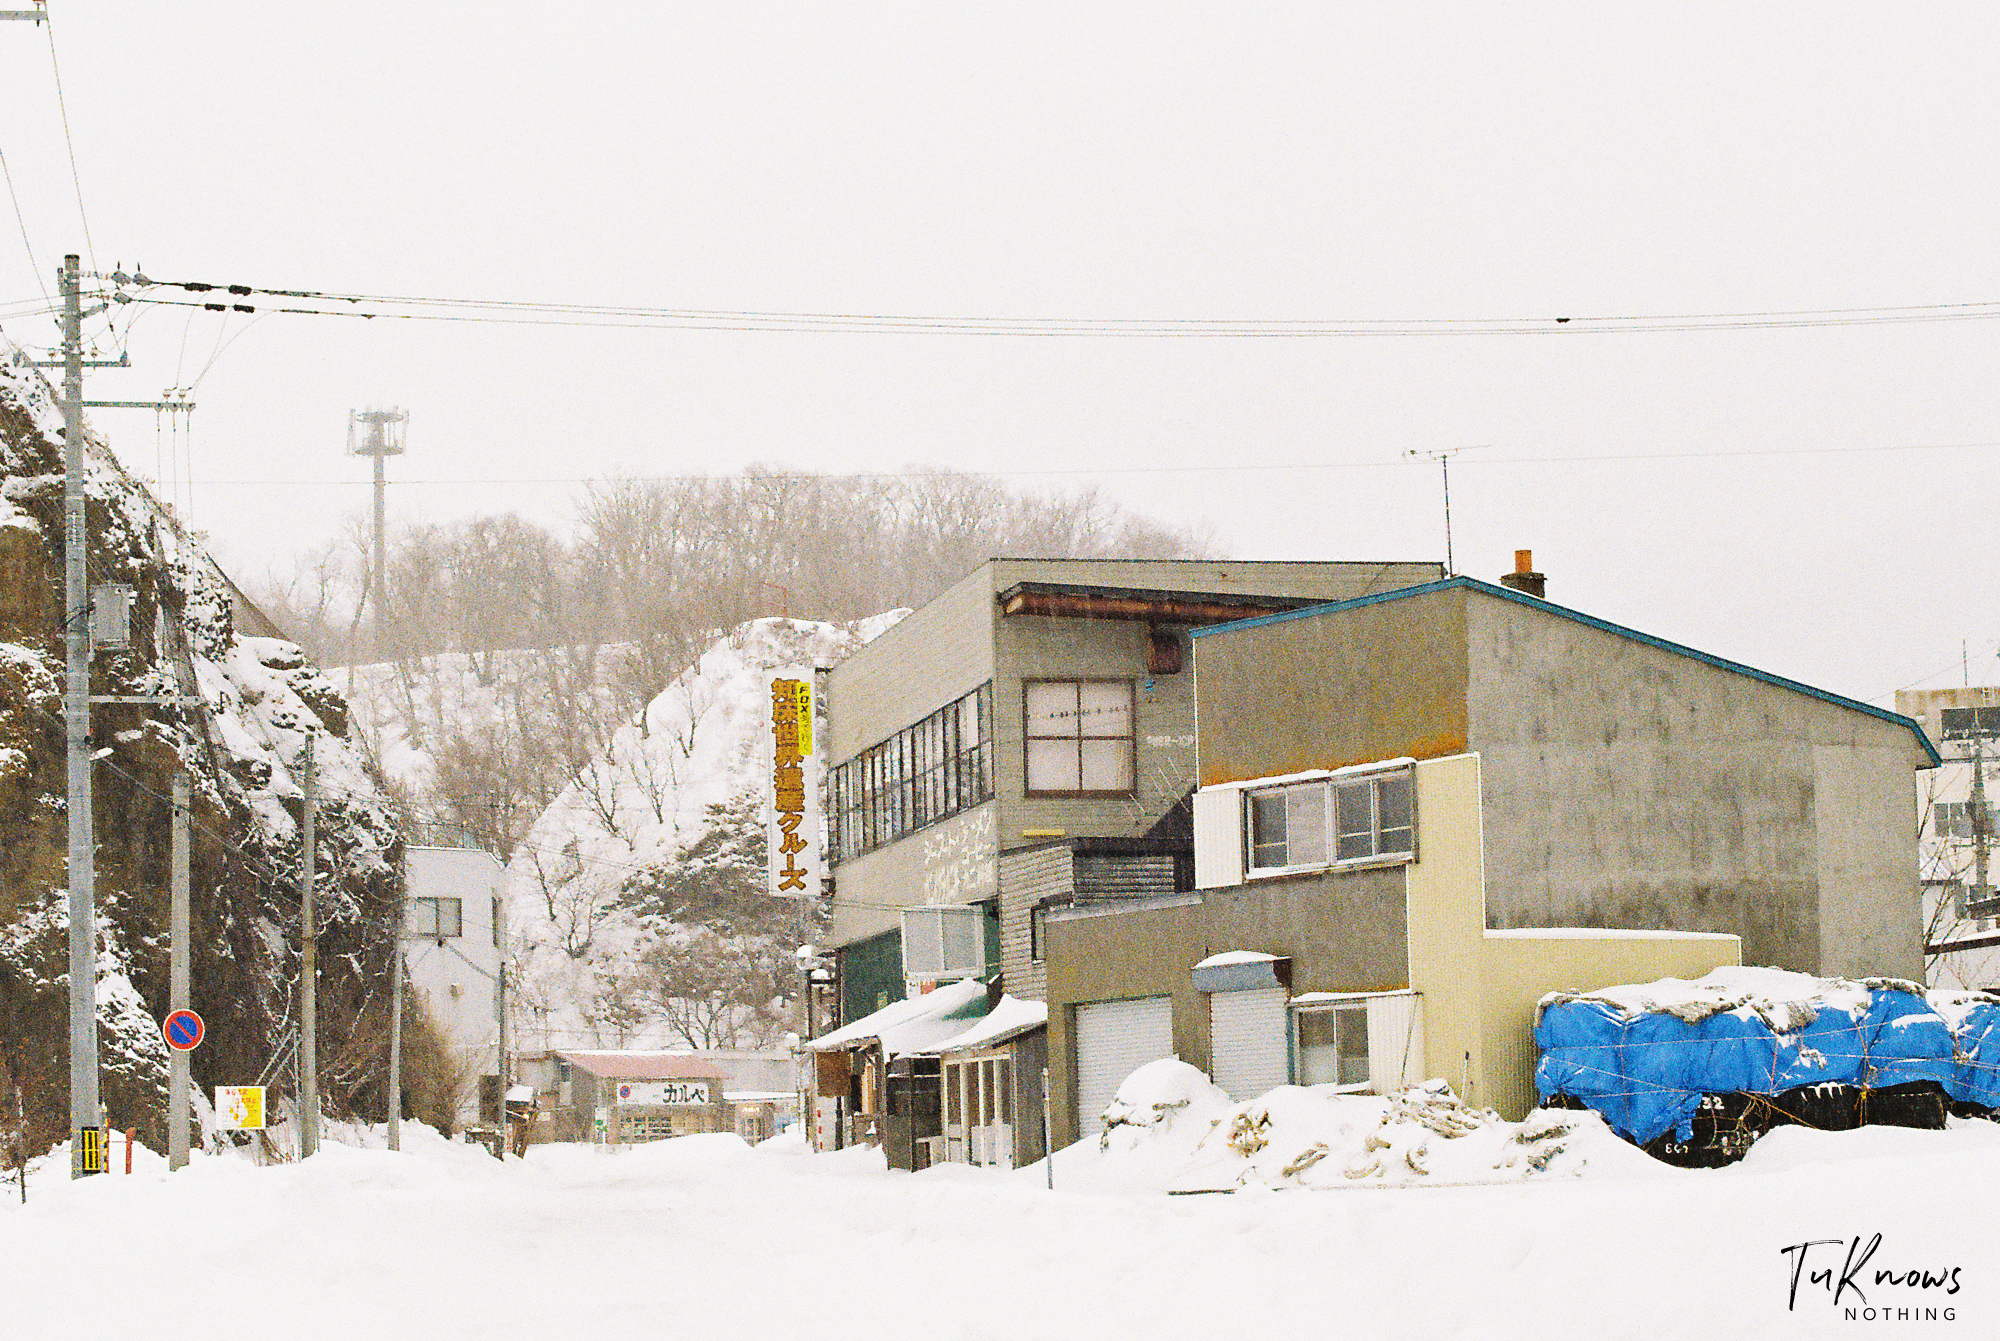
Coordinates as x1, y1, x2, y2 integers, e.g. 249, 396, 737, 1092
1074, 996, 1175, 1134
1208, 987, 1288, 1101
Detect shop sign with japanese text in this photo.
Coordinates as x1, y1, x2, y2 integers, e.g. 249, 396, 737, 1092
766, 668, 821, 901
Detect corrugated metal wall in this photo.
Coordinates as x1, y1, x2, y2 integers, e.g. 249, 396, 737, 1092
1074, 996, 1174, 1134
1208, 987, 1288, 1100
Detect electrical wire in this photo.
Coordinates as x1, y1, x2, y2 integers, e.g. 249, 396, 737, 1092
40, 6, 94, 275
125, 288, 2000, 338
0, 144, 47, 305
164, 436, 2000, 489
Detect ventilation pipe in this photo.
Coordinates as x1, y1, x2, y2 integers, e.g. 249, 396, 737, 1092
1499, 549, 1546, 598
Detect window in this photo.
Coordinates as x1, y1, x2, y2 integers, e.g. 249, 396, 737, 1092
828, 683, 993, 863
1024, 679, 1134, 795
1939, 706, 2000, 740
408, 896, 463, 939
1936, 801, 1998, 840
1294, 1003, 1370, 1088
1246, 767, 1413, 874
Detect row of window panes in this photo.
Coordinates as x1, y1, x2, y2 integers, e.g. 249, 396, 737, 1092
829, 683, 994, 862
1247, 769, 1414, 872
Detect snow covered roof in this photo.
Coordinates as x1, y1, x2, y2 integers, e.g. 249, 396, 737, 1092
556, 1051, 727, 1081
917, 995, 1048, 1055
807, 977, 990, 1057
1193, 950, 1280, 969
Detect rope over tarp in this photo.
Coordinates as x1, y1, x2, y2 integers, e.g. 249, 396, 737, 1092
1535, 976, 2000, 1145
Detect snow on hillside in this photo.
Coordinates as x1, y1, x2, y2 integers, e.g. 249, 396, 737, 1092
501, 613, 902, 1051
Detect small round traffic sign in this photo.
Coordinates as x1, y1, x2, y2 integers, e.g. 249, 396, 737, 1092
162, 1009, 205, 1052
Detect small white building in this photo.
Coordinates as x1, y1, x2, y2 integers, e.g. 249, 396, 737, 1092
404, 846, 506, 1129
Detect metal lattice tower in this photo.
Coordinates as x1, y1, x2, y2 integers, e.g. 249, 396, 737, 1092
348, 408, 407, 659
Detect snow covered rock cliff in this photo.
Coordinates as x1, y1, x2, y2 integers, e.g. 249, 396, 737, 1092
0, 345, 402, 1157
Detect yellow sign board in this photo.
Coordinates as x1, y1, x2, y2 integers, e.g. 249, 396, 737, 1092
215, 1085, 266, 1130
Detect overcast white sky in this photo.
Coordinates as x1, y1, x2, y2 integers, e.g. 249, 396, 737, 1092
0, 3, 1994, 708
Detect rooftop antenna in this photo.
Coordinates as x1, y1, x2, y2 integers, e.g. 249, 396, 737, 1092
1404, 445, 1486, 576
348, 407, 407, 661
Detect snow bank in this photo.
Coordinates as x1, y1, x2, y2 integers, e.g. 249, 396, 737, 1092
1031, 1061, 1667, 1194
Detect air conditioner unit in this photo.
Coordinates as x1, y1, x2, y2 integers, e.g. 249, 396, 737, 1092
901, 905, 988, 980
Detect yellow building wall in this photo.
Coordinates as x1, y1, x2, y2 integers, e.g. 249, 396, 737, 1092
1405, 753, 1742, 1120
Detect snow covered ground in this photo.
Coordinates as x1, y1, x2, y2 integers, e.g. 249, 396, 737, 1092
3, 1110, 1993, 1339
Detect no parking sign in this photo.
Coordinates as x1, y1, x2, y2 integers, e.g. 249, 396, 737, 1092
162, 1009, 205, 1052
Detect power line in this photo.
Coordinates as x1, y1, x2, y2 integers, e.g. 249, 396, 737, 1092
122, 286, 2000, 338
40, 8, 94, 274
0, 145, 47, 304
156, 437, 2000, 489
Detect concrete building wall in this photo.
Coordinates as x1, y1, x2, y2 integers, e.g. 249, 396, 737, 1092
827, 566, 994, 763
404, 847, 505, 1129
1403, 753, 1741, 1122
1194, 585, 1471, 788
1464, 591, 1926, 975
829, 802, 998, 947
1040, 866, 1407, 1148
993, 614, 1191, 842
997, 841, 1071, 1001
829, 559, 1438, 955
1812, 743, 1923, 978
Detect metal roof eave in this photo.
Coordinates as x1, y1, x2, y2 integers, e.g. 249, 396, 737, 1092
1190, 575, 1942, 769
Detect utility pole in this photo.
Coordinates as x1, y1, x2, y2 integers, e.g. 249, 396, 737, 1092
299, 738, 319, 1158
494, 957, 507, 1161
60, 254, 102, 1179
347, 409, 406, 661
387, 845, 404, 1152
168, 772, 191, 1171
1973, 730, 1990, 924
52, 253, 187, 1178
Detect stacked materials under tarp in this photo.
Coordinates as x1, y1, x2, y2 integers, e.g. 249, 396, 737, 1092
1534, 966, 2000, 1166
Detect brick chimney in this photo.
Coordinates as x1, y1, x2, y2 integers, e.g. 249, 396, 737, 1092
1499, 549, 1546, 598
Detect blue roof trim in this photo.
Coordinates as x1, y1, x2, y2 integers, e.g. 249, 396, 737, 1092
1191, 576, 1942, 768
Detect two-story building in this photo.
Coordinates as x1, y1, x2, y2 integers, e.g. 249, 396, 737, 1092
815, 557, 1443, 1160
1040, 564, 1939, 1145
404, 845, 507, 1131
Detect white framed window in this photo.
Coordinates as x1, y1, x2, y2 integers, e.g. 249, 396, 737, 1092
1245, 767, 1413, 874
1024, 679, 1134, 796
1292, 1001, 1370, 1089
408, 896, 463, 939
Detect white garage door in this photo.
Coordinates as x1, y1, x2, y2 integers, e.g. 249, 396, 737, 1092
1209, 987, 1288, 1101
1075, 996, 1175, 1134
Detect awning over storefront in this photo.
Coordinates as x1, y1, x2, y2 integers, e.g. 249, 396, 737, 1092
806, 977, 990, 1058
919, 995, 1048, 1056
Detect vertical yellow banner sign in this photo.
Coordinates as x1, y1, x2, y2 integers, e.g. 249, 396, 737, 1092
767, 669, 820, 900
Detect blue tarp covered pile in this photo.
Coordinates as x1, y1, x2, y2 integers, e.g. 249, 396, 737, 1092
1534, 966, 2000, 1146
